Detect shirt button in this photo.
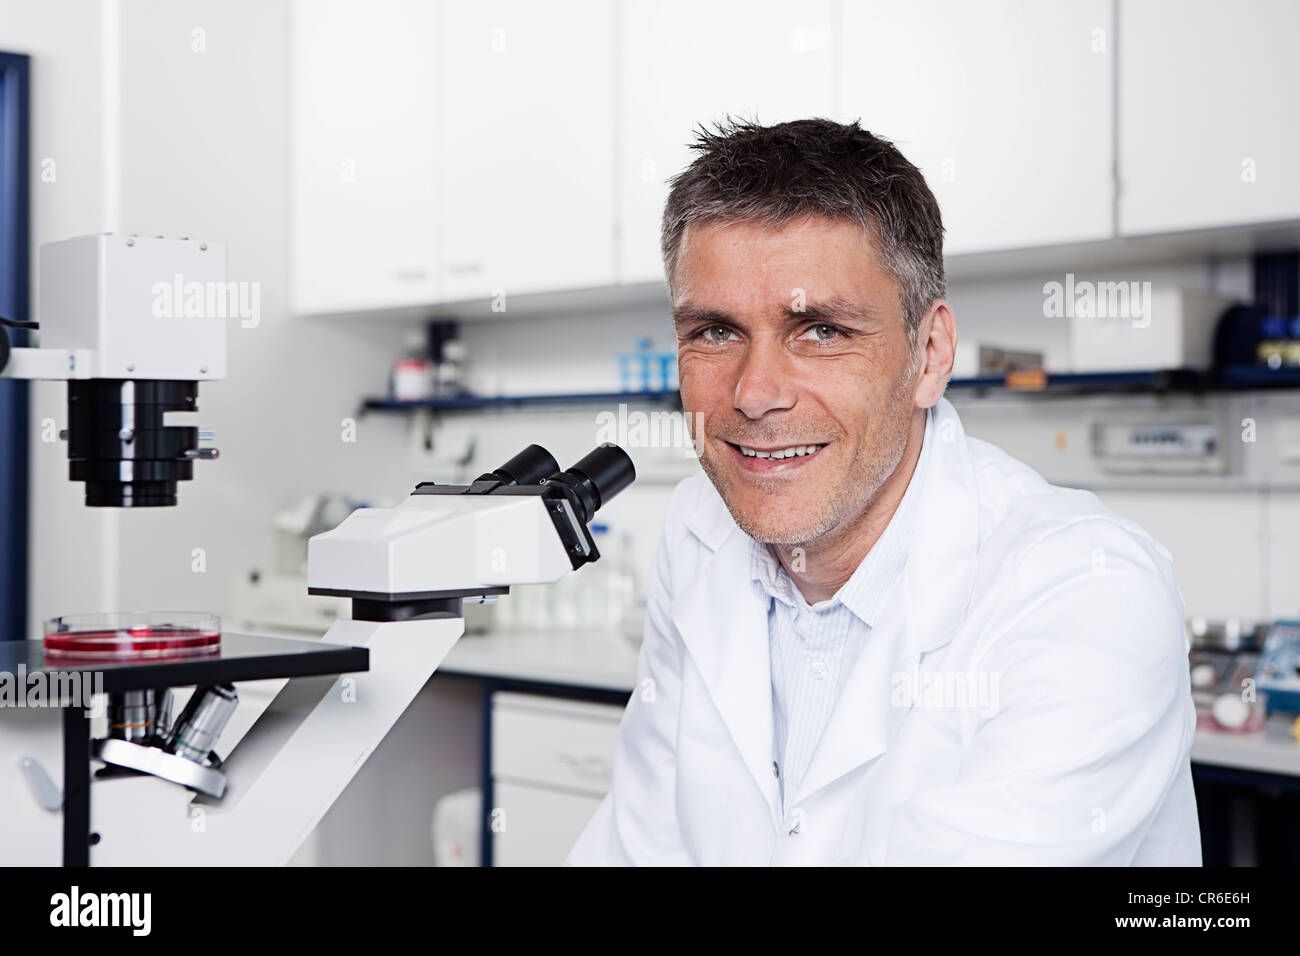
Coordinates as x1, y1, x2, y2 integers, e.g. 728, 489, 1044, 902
811, 660, 829, 680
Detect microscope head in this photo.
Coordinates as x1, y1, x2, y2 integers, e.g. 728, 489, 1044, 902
306, 444, 636, 622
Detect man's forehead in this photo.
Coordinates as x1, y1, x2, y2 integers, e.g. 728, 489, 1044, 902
672, 217, 897, 313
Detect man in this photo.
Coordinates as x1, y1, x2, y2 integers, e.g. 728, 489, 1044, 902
567, 118, 1200, 866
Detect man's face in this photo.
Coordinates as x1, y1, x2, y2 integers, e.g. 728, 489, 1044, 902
672, 216, 921, 547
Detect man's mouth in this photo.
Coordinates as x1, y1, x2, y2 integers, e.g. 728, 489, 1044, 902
732, 442, 826, 460
722, 440, 828, 473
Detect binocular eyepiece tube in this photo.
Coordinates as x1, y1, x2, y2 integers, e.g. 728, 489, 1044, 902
485, 443, 636, 523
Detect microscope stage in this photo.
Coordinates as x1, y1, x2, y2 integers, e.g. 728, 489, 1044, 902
0, 631, 369, 693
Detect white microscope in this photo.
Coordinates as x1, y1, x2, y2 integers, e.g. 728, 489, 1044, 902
0, 235, 634, 865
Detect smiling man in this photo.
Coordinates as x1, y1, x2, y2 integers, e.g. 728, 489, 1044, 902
567, 118, 1200, 866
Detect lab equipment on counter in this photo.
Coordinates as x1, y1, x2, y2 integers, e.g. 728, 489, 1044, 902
0, 234, 224, 506
494, 521, 640, 634
388, 319, 467, 401
1188, 645, 1265, 733
233, 493, 362, 633
1214, 251, 1300, 370
391, 332, 434, 402
1091, 415, 1227, 477
1186, 618, 1300, 734
977, 345, 1043, 375
1069, 287, 1232, 372
1255, 621, 1300, 714
429, 318, 466, 396
1188, 616, 1269, 653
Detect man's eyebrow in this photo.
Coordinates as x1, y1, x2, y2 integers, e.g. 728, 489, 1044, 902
671, 304, 735, 327
784, 297, 881, 323
671, 297, 884, 327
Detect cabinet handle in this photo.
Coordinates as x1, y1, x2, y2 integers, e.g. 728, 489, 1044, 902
445, 262, 483, 275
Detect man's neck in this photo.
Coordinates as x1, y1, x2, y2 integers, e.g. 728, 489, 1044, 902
773, 407, 927, 605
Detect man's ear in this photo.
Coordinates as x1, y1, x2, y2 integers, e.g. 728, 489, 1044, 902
912, 299, 957, 409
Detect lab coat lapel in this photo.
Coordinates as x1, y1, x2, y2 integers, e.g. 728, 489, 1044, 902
792, 399, 982, 807
670, 527, 778, 823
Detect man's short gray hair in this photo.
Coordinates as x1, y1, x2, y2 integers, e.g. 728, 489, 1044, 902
661, 117, 946, 344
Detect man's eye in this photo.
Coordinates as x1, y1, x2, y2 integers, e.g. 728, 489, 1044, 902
800, 323, 844, 342
698, 325, 735, 343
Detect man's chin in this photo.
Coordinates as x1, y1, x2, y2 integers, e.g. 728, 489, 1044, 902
699, 452, 833, 543
724, 499, 827, 548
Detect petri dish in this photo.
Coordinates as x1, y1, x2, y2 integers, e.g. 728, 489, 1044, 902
44, 611, 221, 660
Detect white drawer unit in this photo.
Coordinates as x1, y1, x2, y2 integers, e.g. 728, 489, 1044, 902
490, 692, 624, 866
491, 783, 606, 868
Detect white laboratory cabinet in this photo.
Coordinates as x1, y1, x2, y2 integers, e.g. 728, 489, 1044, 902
1118, 0, 1300, 235
490, 692, 623, 866
290, 0, 440, 314
616, 0, 837, 284
838, 0, 1115, 254
289, 0, 1299, 314
439, 0, 617, 301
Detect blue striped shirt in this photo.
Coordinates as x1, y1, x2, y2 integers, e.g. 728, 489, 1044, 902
751, 407, 934, 817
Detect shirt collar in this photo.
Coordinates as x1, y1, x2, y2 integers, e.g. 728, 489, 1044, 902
749, 407, 934, 626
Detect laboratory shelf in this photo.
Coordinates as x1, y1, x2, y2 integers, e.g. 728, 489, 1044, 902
360, 366, 1300, 413
946, 368, 1205, 393
949, 366, 1300, 394
1217, 364, 1300, 389
362, 388, 682, 412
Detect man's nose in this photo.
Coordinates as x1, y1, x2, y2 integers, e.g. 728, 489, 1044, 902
733, 338, 797, 420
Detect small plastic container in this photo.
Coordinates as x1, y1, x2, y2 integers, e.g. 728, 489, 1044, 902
44, 611, 221, 660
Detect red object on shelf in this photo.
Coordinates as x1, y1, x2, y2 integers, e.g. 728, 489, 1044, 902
43, 613, 221, 661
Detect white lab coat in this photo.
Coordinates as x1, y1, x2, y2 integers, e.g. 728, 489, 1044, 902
567, 398, 1201, 865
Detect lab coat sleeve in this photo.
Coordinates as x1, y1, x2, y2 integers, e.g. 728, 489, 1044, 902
565, 517, 693, 865
885, 518, 1197, 865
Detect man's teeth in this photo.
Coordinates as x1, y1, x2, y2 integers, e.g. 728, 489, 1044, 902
737, 443, 826, 459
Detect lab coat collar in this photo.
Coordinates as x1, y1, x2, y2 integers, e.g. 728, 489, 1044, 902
671, 397, 982, 821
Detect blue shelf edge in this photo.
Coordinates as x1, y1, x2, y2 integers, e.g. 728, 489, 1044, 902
362, 389, 682, 412
360, 366, 1300, 412
948, 366, 1300, 393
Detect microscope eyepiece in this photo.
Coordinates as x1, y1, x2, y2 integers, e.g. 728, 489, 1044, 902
543, 444, 636, 523
481, 444, 560, 486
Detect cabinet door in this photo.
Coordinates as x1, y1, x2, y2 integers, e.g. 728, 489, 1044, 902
618, 0, 836, 285
839, 0, 1114, 255
1119, 0, 1300, 234
440, 0, 616, 302
290, 0, 439, 313
492, 782, 604, 866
